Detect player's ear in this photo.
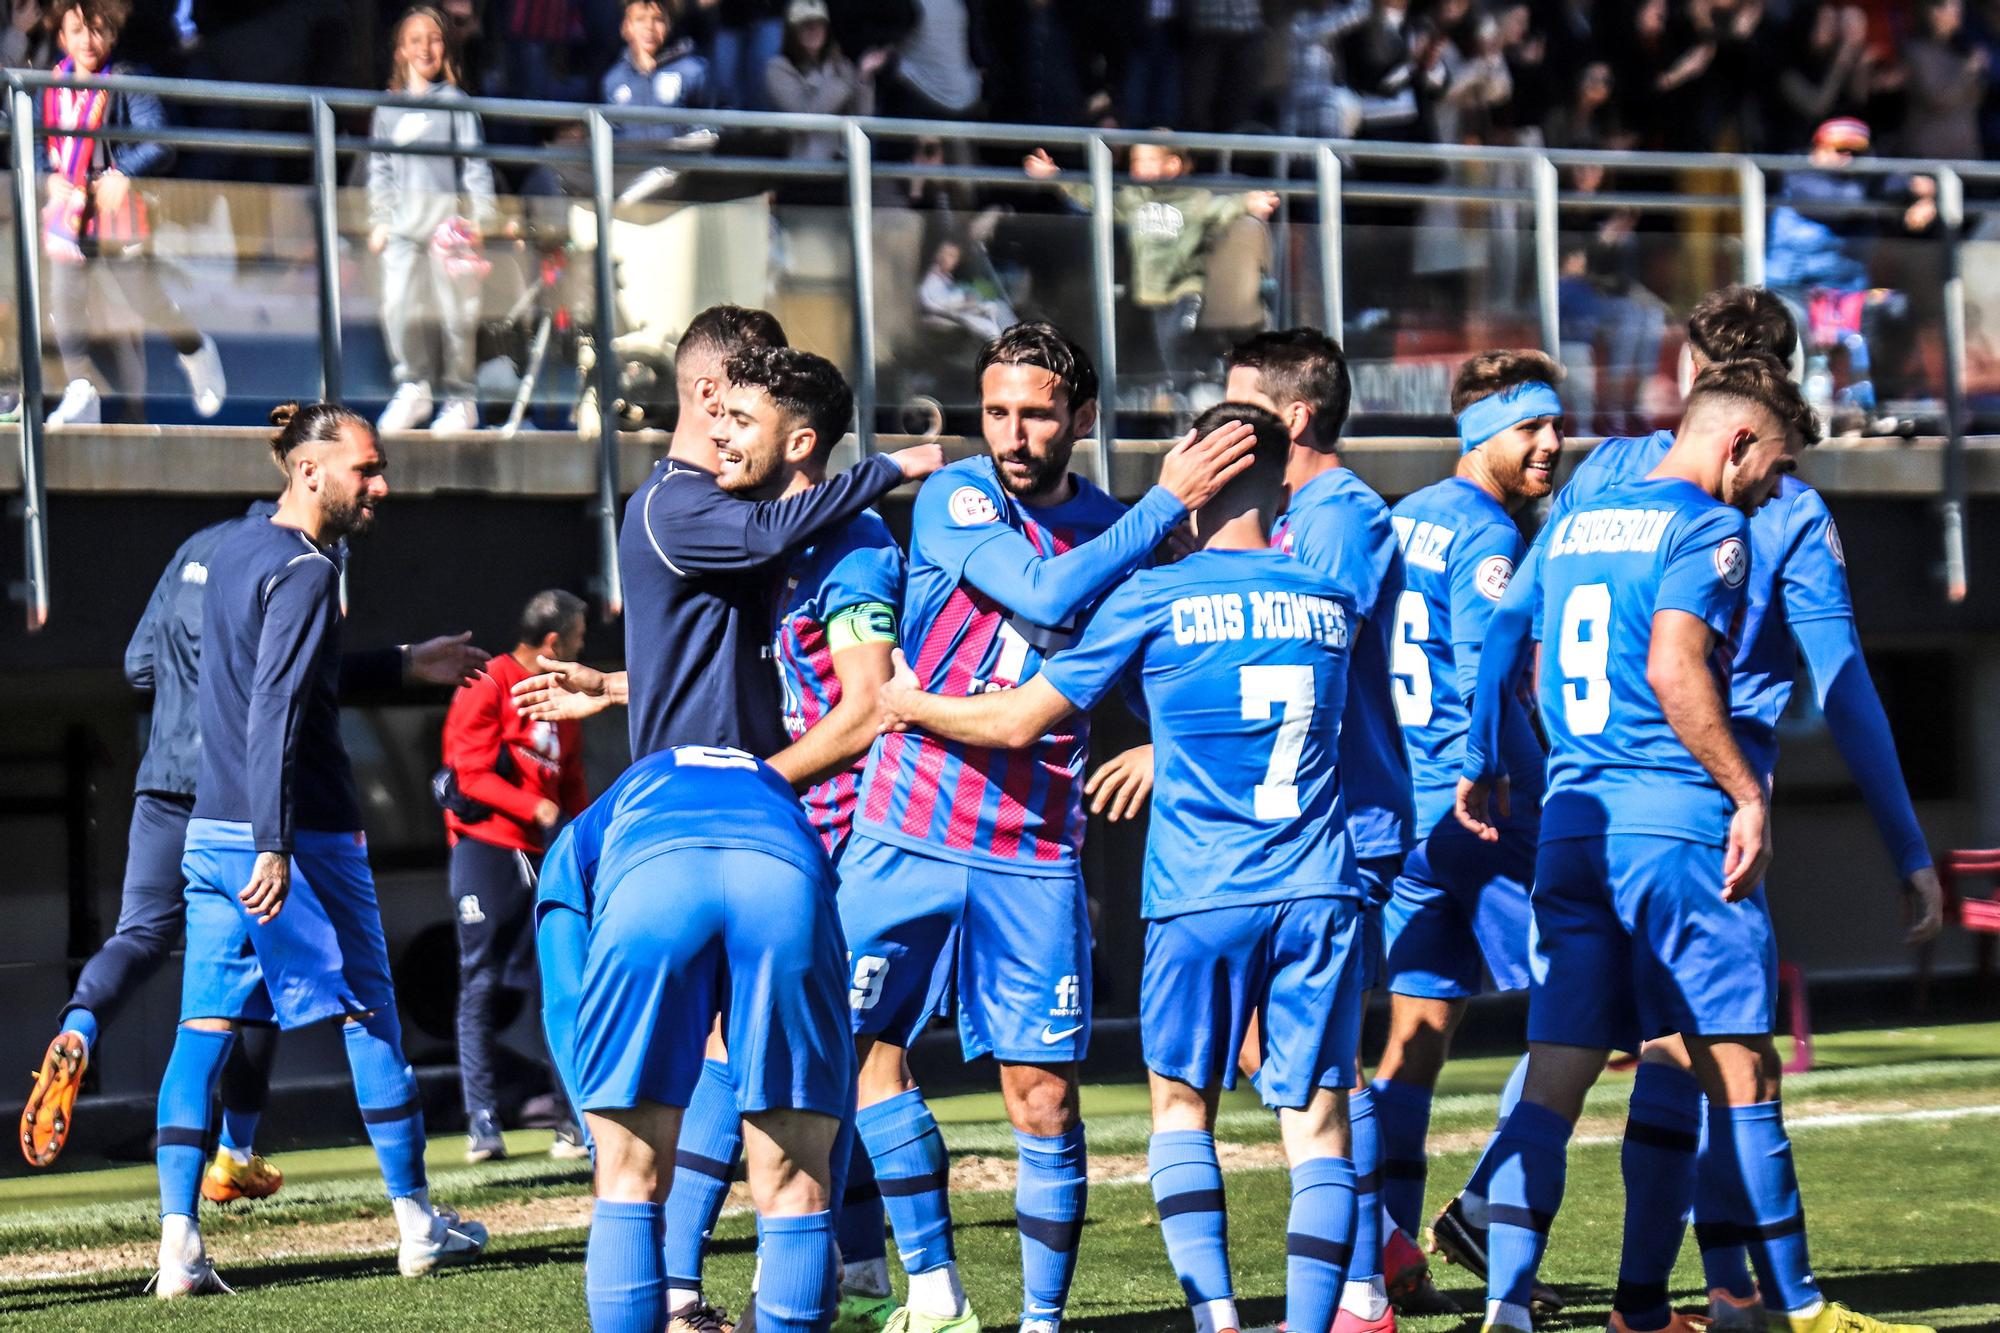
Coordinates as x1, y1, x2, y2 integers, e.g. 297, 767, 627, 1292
1286, 401, 1313, 443
1072, 397, 1099, 440
784, 425, 819, 464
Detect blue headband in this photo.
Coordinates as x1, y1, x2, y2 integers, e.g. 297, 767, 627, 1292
1456, 380, 1565, 454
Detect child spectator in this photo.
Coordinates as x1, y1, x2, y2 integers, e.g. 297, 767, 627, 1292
918, 236, 1015, 343
368, 4, 498, 434
603, 0, 714, 141
764, 0, 882, 161
1024, 140, 1277, 392
40, 0, 225, 426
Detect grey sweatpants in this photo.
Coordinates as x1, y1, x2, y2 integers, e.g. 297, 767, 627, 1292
380, 234, 480, 398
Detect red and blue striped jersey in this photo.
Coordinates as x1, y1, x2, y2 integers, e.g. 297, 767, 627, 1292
856, 456, 1178, 872
774, 510, 904, 856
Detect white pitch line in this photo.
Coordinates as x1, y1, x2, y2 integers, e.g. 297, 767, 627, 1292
1560, 1101, 2000, 1149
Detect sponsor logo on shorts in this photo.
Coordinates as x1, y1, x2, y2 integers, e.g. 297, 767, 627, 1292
1039, 1024, 1083, 1045
947, 486, 1000, 526
1051, 974, 1082, 1018
1475, 554, 1515, 601
457, 894, 485, 925
1714, 537, 1749, 589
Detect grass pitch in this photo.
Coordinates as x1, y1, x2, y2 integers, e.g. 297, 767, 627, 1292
0, 1022, 1993, 1331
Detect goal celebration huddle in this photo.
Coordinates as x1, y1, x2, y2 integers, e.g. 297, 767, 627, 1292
19, 288, 1949, 1333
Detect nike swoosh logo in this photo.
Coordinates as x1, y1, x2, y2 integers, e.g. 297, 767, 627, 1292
1040, 1025, 1083, 1044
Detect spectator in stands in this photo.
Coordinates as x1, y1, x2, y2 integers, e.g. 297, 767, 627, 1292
1281, 0, 1378, 139
1118, 0, 1179, 131
1340, 0, 1447, 143
1181, 0, 1263, 132
1024, 140, 1276, 395
1543, 59, 1624, 150
1770, 2, 1872, 152
885, 0, 979, 120
981, 0, 1089, 128
39, 0, 226, 427
440, 588, 590, 1163
603, 0, 714, 140
492, 0, 588, 103
368, 4, 499, 435
3, 0, 57, 69
700, 0, 785, 110
1900, 0, 1987, 160
764, 0, 883, 160
1613, 0, 1717, 150
918, 236, 1015, 342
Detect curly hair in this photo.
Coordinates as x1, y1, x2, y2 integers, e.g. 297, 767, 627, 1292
1687, 285, 1799, 366
723, 345, 855, 459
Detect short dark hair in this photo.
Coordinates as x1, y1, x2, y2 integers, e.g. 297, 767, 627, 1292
1450, 349, 1564, 416
1685, 356, 1821, 448
518, 589, 587, 646
1189, 401, 1290, 515
676, 305, 788, 381
268, 400, 373, 466
49, 0, 132, 35
724, 345, 855, 458
1224, 328, 1352, 446
1687, 285, 1798, 366
974, 321, 1098, 410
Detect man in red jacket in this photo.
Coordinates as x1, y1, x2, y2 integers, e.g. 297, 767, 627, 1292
442, 589, 591, 1162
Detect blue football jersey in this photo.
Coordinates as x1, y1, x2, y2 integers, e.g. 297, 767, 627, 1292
1535, 477, 1751, 847
1388, 477, 1545, 832
1271, 468, 1416, 859
1038, 549, 1362, 919
537, 745, 829, 924
1571, 431, 1855, 777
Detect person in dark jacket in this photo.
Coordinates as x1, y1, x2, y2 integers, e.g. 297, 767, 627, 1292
18, 499, 487, 1183
40, 0, 225, 427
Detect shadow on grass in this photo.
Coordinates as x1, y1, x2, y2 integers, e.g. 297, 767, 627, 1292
0, 1238, 590, 1315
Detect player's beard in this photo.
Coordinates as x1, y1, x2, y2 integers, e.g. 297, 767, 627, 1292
993, 444, 1069, 500
321, 482, 377, 538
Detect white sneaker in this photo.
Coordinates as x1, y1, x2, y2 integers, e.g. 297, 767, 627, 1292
178, 334, 227, 418
378, 381, 433, 433
428, 397, 479, 434
149, 1219, 232, 1299
46, 378, 100, 426
394, 1192, 489, 1277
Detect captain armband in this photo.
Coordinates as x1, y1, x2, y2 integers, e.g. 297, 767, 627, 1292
827, 602, 898, 653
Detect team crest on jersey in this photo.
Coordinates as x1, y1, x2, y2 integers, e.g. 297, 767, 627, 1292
1474, 554, 1514, 601
948, 486, 1000, 526
1714, 537, 1749, 589
1825, 521, 1846, 567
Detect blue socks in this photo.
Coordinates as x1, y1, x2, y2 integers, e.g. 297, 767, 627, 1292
1347, 1087, 1383, 1287
1707, 1101, 1820, 1315
1015, 1125, 1087, 1324
1616, 1064, 1703, 1330
663, 1059, 744, 1291
1370, 1077, 1433, 1239
1465, 1052, 1533, 1204
156, 1025, 234, 1218
1695, 1107, 1759, 1300
1285, 1156, 1357, 1333
61, 1007, 99, 1054
855, 1090, 955, 1276
343, 1012, 427, 1199
756, 1211, 837, 1333
1485, 1099, 1572, 1309
219, 1105, 261, 1157
588, 1199, 667, 1333
1149, 1130, 1233, 1307
838, 1130, 889, 1271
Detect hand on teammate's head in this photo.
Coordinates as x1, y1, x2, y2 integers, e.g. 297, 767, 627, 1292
1158, 418, 1257, 510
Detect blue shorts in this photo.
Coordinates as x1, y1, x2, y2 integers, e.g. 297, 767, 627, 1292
1384, 825, 1534, 1000
1528, 834, 1778, 1053
1353, 854, 1401, 993
179, 820, 396, 1029
837, 833, 1091, 1064
1140, 897, 1364, 1111
575, 845, 854, 1118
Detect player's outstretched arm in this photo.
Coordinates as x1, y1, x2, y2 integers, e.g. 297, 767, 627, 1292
657, 445, 940, 574
768, 638, 896, 791
951, 421, 1255, 627
879, 648, 1078, 750
514, 658, 627, 722
1791, 616, 1942, 941
1650, 608, 1771, 899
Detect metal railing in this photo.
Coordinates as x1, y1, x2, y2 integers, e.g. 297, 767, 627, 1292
2, 68, 1989, 630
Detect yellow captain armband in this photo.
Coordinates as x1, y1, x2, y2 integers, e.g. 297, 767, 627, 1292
828, 602, 898, 653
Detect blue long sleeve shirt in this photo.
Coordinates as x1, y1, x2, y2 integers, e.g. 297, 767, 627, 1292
192, 516, 361, 851
618, 453, 908, 761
